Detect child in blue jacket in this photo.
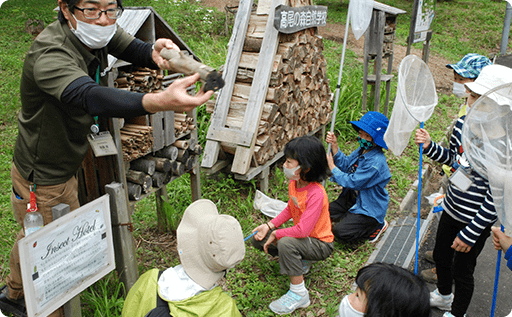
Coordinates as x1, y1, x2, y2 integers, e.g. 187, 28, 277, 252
326, 111, 390, 243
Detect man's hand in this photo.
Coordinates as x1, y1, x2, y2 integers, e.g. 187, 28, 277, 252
152, 38, 180, 69
142, 73, 213, 113
451, 236, 472, 253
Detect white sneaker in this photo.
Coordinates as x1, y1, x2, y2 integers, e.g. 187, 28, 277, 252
442, 312, 466, 317
430, 288, 453, 311
269, 290, 310, 315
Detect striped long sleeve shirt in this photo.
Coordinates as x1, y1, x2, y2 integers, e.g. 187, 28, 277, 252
424, 116, 497, 246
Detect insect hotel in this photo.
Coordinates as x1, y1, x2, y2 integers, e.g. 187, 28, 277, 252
201, 0, 333, 191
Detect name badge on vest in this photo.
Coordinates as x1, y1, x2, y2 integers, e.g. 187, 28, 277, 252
87, 131, 118, 157
449, 167, 473, 192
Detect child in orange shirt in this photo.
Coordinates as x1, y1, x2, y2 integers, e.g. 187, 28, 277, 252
251, 135, 334, 315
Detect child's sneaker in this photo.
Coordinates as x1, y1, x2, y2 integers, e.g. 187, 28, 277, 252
269, 290, 310, 315
424, 250, 435, 263
430, 288, 453, 311
442, 312, 466, 317
369, 220, 388, 243
420, 267, 438, 284
301, 260, 313, 275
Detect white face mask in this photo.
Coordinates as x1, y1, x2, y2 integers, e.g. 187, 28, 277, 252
283, 165, 301, 181
453, 82, 469, 98
69, 14, 117, 49
338, 295, 365, 317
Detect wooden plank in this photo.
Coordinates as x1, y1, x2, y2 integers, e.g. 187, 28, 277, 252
202, 0, 255, 169
257, 0, 272, 15
207, 126, 254, 146
231, 0, 285, 175
163, 111, 175, 146
105, 183, 138, 292
150, 112, 165, 152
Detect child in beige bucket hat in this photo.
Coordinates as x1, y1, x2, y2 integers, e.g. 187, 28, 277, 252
121, 199, 245, 317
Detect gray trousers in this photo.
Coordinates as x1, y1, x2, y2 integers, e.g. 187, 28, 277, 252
252, 230, 333, 276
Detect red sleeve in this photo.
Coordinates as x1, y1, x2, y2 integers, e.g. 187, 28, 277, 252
271, 202, 292, 228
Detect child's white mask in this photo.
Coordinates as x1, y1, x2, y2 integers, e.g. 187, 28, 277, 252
338, 295, 365, 317
283, 165, 300, 181
69, 14, 117, 49
453, 82, 468, 98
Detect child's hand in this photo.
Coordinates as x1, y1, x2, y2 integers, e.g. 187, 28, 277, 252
253, 223, 271, 241
451, 236, 471, 253
326, 152, 336, 171
326, 131, 339, 154
491, 226, 512, 253
263, 230, 277, 254
326, 131, 337, 144
414, 128, 432, 149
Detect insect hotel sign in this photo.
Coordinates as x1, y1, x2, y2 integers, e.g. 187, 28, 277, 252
202, 0, 332, 184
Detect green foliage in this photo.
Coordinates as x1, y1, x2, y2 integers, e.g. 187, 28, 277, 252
80, 272, 125, 317
125, 0, 227, 42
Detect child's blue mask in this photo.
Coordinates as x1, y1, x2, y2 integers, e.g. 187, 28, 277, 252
357, 137, 374, 150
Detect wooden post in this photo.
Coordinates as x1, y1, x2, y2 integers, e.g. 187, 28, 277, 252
406, 0, 420, 56
373, 10, 386, 112
259, 166, 269, 193
105, 183, 138, 293
51, 204, 82, 317
156, 186, 169, 232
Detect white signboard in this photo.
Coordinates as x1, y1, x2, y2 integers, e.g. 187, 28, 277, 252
413, 0, 435, 43
19, 195, 115, 317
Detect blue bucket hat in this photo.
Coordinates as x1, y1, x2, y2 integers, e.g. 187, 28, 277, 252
350, 111, 389, 150
446, 53, 492, 79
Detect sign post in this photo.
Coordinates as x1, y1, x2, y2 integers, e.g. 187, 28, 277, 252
18, 195, 115, 317
406, 0, 435, 62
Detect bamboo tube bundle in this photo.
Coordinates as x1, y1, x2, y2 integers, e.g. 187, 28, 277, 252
115, 67, 165, 93
174, 113, 196, 136
120, 124, 154, 161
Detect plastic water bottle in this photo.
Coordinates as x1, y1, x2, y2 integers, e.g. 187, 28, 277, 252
24, 191, 43, 236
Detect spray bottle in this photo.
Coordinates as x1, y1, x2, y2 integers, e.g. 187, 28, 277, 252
24, 185, 43, 236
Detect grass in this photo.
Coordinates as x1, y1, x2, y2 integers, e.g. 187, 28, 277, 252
0, 0, 508, 315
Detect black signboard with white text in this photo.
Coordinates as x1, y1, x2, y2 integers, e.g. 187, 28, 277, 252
274, 5, 328, 34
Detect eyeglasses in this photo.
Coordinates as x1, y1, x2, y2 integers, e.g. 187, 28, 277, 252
74, 7, 123, 20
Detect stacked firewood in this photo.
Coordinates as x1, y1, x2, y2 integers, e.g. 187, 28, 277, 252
207, 3, 332, 166
114, 67, 165, 92
120, 124, 154, 161
125, 139, 203, 200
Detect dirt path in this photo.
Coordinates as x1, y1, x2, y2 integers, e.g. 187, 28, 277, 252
200, 0, 454, 94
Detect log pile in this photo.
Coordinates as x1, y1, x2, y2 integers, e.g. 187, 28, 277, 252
114, 67, 165, 92
120, 124, 154, 161
207, 0, 332, 166
125, 138, 202, 200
